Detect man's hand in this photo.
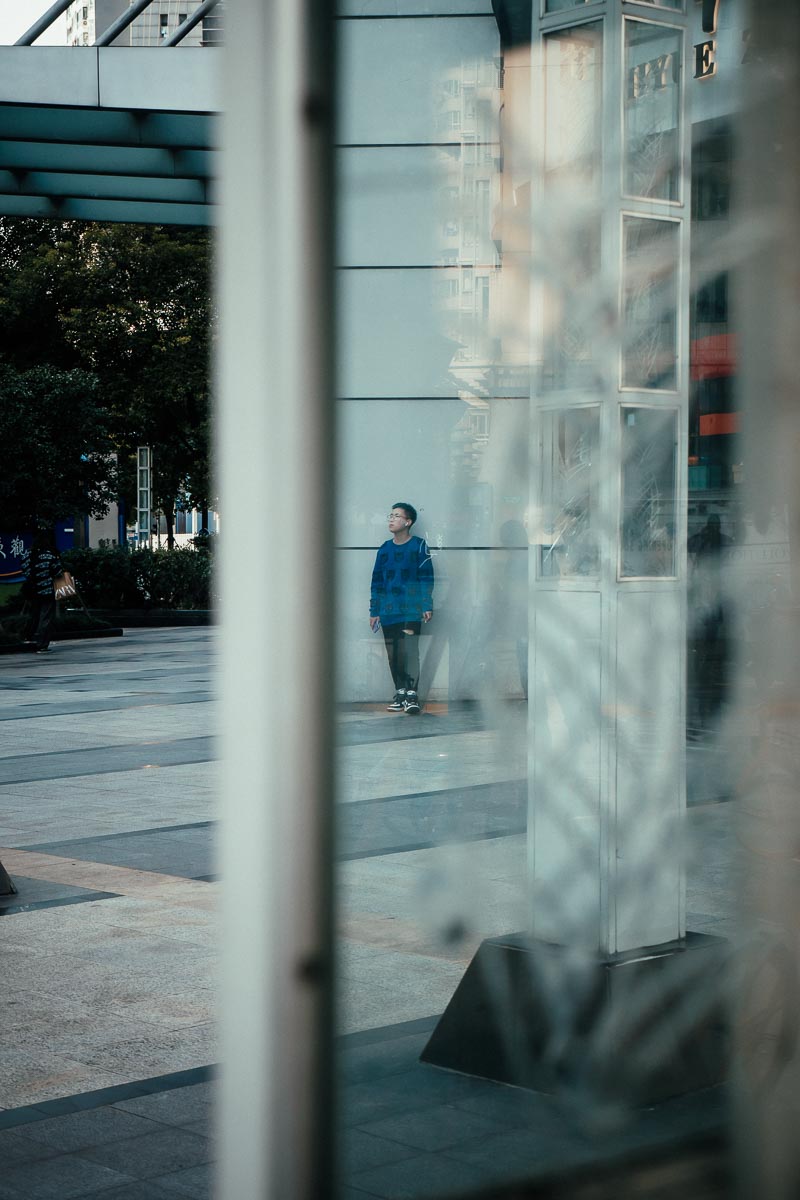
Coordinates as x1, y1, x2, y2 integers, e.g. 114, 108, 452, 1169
423, 611, 432, 623
370, 616, 381, 632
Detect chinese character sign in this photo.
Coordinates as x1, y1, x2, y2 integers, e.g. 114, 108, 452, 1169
0, 533, 32, 583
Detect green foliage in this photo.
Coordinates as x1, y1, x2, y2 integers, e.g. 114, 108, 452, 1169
0, 362, 117, 527
0, 219, 215, 540
62, 545, 214, 611
61, 545, 142, 609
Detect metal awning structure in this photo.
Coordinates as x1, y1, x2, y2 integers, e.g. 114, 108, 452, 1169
0, 2, 221, 226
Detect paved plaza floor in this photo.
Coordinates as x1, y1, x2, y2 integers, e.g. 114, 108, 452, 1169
0, 629, 732, 1198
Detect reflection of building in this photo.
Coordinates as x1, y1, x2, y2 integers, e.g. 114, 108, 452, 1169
65, 1, 218, 46
66, 1, 125, 45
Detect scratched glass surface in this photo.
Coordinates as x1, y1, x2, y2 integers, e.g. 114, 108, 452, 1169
540, 407, 601, 578
622, 215, 679, 390
541, 24, 603, 391
335, 14, 529, 1063
624, 19, 683, 203
334, 3, 798, 1194
620, 405, 678, 577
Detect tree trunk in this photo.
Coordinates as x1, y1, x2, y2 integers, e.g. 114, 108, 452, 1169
165, 505, 175, 550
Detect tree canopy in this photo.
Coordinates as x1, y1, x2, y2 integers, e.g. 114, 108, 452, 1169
0, 219, 214, 543
0, 363, 117, 528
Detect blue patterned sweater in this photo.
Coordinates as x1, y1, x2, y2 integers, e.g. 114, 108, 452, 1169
370, 536, 434, 625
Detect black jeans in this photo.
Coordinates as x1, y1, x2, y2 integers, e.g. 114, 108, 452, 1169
382, 622, 421, 692
29, 595, 56, 650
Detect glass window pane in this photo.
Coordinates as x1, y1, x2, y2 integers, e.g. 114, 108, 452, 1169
624, 19, 682, 202
542, 23, 602, 391
540, 407, 600, 578
620, 406, 678, 577
622, 216, 679, 391
633, 0, 683, 8
544, 22, 603, 189
545, 0, 602, 13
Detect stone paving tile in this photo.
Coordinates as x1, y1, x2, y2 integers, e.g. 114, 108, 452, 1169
0, 1127, 61, 1165
342, 1129, 420, 1173
0, 628, 736, 1197
349, 1150, 497, 1199
337, 1031, 430, 1085
357, 1103, 509, 1154
19, 1107, 162, 1153
0, 1053, 124, 1109
25, 826, 214, 881
112, 1084, 214, 1127
78, 1127, 212, 1179
339, 1067, 496, 1128
72, 1024, 217, 1077
75, 1185, 176, 1200
0, 1152, 136, 1199
441, 1126, 591, 1180
150, 1163, 213, 1198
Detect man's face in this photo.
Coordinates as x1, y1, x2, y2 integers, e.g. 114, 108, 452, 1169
388, 508, 410, 536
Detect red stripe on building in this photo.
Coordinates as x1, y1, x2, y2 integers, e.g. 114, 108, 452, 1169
699, 412, 739, 436
691, 332, 737, 380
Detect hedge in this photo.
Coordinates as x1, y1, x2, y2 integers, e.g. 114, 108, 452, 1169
62, 543, 214, 611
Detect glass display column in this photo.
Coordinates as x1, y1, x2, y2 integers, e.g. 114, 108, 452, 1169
529, 0, 689, 957
425, 1, 725, 1105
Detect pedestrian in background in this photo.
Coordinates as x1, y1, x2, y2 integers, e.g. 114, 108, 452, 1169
369, 503, 433, 714
22, 530, 63, 653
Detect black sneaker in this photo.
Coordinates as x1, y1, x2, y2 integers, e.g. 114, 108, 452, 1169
387, 691, 406, 711
403, 692, 421, 715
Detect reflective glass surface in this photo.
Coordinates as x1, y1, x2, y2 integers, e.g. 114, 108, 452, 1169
541, 23, 603, 390
620, 405, 678, 577
621, 215, 680, 390
539, 407, 601, 577
544, 0, 602, 12
624, 19, 682, 202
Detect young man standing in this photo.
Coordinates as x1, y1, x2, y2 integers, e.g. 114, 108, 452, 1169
370, 503, 433, 714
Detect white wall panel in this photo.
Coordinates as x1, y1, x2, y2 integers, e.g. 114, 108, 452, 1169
338, 267, 482, 397
338, 145, 482, 268
338, 547, 529, 701
339, 2, 493, 14
338, 16, 499, 145
614, 589, 684, 951
530, 589, 603, 948
98, 49, 220, 111
337, 396, 529, 547
0, 48, 98, 106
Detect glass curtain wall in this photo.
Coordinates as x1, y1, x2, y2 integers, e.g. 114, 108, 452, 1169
326, 0, 767, 1196
334, 0, 530, 1026
217, 1, 800, 1195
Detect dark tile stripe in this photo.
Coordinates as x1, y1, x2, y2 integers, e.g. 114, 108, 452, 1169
339, 777, 526, 859
0, 1067, 219, 1132
0, 736, 215, 785
22, 821, 215, 852
338, 827, 523, 862
0, 891, 119, 916
0, 691, 212, 723
338, 1016, 441, 1049
343, 776, 525, 810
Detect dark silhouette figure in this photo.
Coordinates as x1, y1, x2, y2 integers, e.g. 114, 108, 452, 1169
687, 514, 732, 735
22, 531, 64, 653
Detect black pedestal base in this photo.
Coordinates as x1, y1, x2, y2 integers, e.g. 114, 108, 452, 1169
421, 932, 728, 1106
0, 858, 17, 896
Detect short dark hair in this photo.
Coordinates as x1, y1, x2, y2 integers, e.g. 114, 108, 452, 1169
392, 502, 417, 525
